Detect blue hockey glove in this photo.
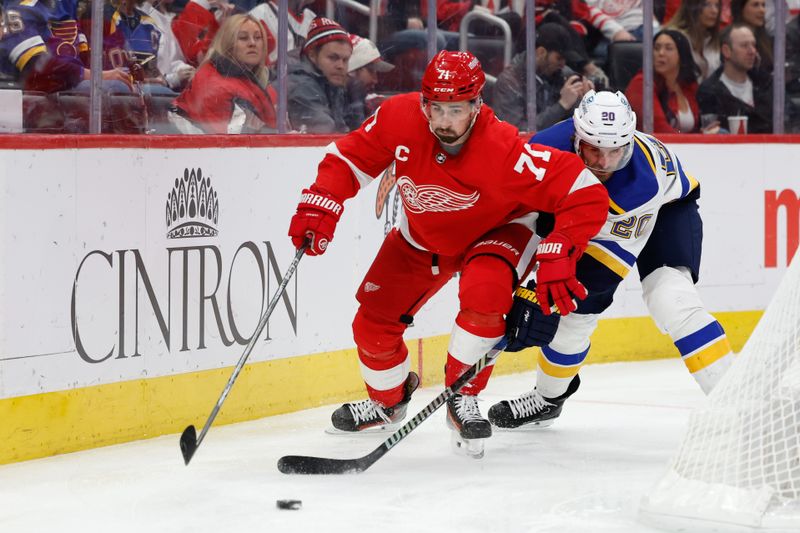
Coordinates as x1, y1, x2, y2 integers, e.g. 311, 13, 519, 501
505, 280, 561, 352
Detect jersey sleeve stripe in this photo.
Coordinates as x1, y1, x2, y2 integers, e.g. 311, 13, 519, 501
584, 245, 631, 279
590, 238, 637, 266
608, 197, 626, 215
10, 36, 46, 67
634, 137, 657, 175
325, 142, 375, 189
567, 168, 601, 194
14, 44, 47, 71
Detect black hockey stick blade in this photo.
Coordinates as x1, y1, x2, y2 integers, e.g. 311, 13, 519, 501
277, 338, 508, 475
277, 447, 384, 475
180, 425, 198, 465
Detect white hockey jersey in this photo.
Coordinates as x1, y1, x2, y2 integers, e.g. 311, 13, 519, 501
531, 121, 698, 285
581, 131, 697, 280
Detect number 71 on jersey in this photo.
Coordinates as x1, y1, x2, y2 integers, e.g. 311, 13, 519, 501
514, 144, 551, 181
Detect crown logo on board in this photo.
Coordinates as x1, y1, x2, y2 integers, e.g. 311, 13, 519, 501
166, 168, 219, 239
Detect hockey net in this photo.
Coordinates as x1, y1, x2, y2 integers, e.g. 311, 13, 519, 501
640, 254, 800, 533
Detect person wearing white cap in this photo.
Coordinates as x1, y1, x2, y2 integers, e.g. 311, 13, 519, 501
344, 35, 395, 130
348, 35, 395, 89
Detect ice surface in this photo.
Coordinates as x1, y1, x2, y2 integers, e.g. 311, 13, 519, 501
0, 359, 703, 533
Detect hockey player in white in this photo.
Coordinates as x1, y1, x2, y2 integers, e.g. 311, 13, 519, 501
489, 91, 735, 430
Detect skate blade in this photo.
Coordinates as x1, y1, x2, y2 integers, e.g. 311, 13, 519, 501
324, 423, 401, 436
450, 431, 486, 459
491, 419, 557, 431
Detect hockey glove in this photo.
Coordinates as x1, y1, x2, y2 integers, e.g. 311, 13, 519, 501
288, 188, 344, 256
535, 232, 587, 316
505, 280, 560, 352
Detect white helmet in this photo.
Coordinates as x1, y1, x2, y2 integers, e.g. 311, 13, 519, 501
573, 90, 637, 173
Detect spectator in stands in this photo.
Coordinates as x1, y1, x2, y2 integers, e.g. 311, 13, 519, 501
0, 0, 130, 93
731, 0, 773, 73
333, 0, 425, 39
721, 0, 734, 25
657, 0, 683, 23
344, 35, 394, 130
104, 0, 177, 96
666, 0, 723, 82
173, 0, 316, 68
785, 13, 800, 131
493, 23, 594, 131
287, 17, 353, 133
249, 0, 317, 65
365, 2, 453, 77
169, 13, 278, 134
422, 0, 522, 38
172, 0, 237, 66
575, 0, 643, 42
573, 0, 658, 62
764, 0, 800, 35
535, 6, 610, 89
140, 0, 196, 92
697, 23, 773, 132
627, 29, 706, 133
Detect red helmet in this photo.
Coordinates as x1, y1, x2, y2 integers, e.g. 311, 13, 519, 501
421, 51, 485, 102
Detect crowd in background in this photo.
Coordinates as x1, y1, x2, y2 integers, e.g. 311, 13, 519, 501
1, 0, 799, 134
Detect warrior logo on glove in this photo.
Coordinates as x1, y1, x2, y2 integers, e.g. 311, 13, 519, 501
288, 188, 344, 256
534, 232, 588, 316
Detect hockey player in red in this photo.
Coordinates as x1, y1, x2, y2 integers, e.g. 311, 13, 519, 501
288, 50, 608, 457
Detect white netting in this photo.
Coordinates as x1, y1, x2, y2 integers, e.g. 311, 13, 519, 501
640, 254, 800, 532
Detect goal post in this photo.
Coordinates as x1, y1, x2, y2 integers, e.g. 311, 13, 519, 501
639, 254, 800, 532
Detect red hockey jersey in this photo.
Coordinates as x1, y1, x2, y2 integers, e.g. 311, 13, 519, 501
312, 93, 608, 257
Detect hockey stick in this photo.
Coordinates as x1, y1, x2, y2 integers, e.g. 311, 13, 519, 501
277, 337, 508, 475
180, 242, 308, 465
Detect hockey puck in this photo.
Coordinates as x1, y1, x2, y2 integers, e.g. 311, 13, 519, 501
276, 499, 302, 510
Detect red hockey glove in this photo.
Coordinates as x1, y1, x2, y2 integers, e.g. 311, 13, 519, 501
535, 232, 587, 316
288, 188, 343, 256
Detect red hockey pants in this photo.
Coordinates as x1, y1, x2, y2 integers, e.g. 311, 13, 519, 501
352, 225, 539, 406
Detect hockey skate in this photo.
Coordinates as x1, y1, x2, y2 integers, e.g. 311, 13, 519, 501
327, 372, 420, 434
488, 375, 581, 430
446, 393, 492, 459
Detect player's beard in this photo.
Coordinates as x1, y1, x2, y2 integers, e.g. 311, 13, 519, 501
587, 166, 613, 182
434, 128, 463, 144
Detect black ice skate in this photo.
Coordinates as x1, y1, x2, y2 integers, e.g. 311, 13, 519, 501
328, 371, 420, 434
488, 374, 581, 429
446, 393, 492, 459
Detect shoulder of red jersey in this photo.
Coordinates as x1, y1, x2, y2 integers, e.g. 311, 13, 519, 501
481, 104, 519, 136
377, 92, 424, 118
464, 105, 523, 154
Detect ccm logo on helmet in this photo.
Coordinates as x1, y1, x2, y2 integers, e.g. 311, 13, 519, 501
537, 242, 563, 255
300, 192, 343, 215
433, 87, 455, 93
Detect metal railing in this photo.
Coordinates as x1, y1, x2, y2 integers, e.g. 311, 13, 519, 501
458, 11, 513, 68
326, 0, 380, 43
